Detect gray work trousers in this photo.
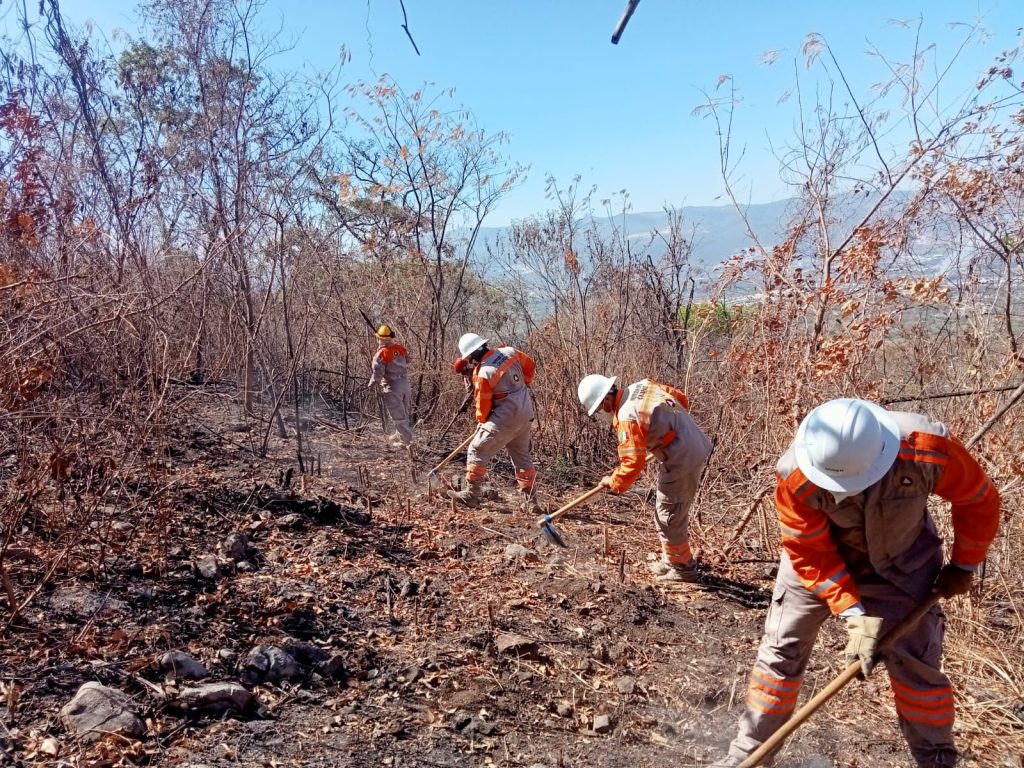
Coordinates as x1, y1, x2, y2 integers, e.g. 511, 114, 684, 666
726, 554, 956, 767
466, 419, 536, 489
382, 387, 413, 446
654, 461, 703, 564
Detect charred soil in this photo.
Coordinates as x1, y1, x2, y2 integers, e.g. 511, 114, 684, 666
1, 401, 1021, 767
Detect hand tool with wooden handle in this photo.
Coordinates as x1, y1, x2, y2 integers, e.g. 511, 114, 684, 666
536, 485, 605, 547
427, 431, 475, 490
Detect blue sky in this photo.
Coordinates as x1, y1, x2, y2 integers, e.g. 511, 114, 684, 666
31, 0, 1024, 224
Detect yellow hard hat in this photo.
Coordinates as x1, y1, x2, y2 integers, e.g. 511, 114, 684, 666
375, 325, 395, 339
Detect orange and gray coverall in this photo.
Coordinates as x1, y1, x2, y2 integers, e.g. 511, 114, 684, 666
369, 342, 413, 446
465, 346, 536, 490
608, 379, 712, 566
723, 411, 999, 767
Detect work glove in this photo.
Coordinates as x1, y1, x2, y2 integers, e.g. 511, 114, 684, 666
933, 563, 973, 598
598, 476, 618, 495
844, 615, 884, 677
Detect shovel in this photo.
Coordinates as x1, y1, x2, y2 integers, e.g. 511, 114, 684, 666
738, 591, 943, 767
427, 431, 476, 491
536, 485, 605, 548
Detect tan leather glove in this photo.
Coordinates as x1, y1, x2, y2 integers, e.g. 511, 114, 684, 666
844, 615, 884, 676
933, 564, 973, 598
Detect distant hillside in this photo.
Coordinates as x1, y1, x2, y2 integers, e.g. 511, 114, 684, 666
476, 191, 955, 289
477, 198, 792, 273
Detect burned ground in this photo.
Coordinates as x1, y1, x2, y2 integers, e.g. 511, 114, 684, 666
1, 401, 1021, 767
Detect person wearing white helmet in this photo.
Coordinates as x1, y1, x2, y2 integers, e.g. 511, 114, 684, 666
577, 374, 712, 582
367, 325, 413, 448
713, 398, 1000, 768
448, 332, 540, 513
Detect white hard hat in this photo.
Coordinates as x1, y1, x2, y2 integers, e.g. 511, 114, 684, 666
457, 332, 488, 359
577, 374, 617, 417
794, 398, 901, 493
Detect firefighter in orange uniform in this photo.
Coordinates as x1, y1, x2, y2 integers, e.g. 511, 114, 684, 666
367, 325, 413, 448
448, 333, 540, 513
713, 398, 1000, 767
578, 374, 712, 582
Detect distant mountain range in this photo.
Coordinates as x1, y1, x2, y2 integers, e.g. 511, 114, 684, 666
479, 197, 794, 274
475, 191, 957, 291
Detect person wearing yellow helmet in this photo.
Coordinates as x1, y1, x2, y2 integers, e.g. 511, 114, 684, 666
367, 325, 412, 448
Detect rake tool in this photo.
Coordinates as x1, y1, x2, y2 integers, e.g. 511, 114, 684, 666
738, 591, 943, 767
426, 431, 475, 491
536, 485, 605, 548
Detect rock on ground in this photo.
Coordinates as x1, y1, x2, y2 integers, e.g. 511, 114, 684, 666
495, 633, 539, 657
177, 683, 254, 715
224, 532, 258, 563
160, 651, 209, 681
239, 645, 300, 684
59, 682, 145, 743
503, 543, 538, 562
592, 713, 612, 734
194, 554, 220, 580
281, 639, 330, 667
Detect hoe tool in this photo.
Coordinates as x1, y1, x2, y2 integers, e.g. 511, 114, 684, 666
427, 432, 475, 491
738, 592, 943, 767
536, 485, 605, 548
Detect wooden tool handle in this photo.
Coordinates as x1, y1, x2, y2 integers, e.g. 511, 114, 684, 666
738, 592, 942, 767
536, 485, 604, 528
431, 431, 475, 474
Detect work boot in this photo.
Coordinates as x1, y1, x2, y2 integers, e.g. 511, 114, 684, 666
518, 489, 544, 516
447, 480, 483, 508
648, 558, 701, 583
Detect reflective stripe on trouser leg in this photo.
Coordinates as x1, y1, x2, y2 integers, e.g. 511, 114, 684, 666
466, 423, 513, 484
859, 584, 957, 766
515, 468, 537, 490
662, 540, 692, 565
653, 463, 701, 564
505, 419, 536, 490
466, 464, 488, 483
727, 553, 830, 762
383, 388, 413, 445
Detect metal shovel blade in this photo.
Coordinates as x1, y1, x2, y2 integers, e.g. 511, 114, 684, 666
540, 519, 567, 548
